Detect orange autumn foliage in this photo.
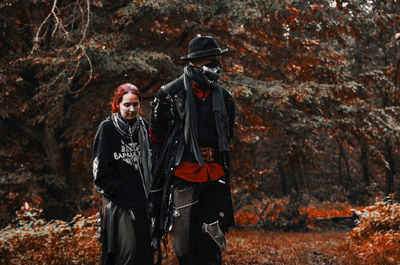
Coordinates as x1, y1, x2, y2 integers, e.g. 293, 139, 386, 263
235, 211, 260, 225
298, 201, 362, 221
343, 197, 400, 265
0, 205, 100, 265
234, 197, 360, 228
234, 197, 289, 226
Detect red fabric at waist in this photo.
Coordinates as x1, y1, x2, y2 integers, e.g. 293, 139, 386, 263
174, 161, 224, 182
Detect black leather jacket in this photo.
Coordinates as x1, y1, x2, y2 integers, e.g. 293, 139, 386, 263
150, 74, 235, 234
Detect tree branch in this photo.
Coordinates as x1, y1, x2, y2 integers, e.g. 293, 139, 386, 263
140, 79, 158, 93
31, 0, 93, 94
2, 118, 43, 144
21, 0, 35, 37
32, 0, 58, 53
0, 34, 17, 54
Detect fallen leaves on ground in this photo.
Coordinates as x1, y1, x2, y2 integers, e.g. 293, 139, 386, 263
162, 230, 347, 265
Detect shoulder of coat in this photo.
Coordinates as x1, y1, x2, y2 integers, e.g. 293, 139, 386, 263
160, 75, 185, 95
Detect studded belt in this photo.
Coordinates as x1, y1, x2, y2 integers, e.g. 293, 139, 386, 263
200, 147, 216, 163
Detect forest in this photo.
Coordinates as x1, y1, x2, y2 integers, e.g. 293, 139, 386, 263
1, 0, 400, 264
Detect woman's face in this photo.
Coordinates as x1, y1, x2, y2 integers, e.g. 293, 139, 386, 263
119, 92, 140, 120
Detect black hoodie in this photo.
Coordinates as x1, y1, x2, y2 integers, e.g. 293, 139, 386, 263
92, 116, 147, 210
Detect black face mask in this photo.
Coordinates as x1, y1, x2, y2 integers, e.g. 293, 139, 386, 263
201, 60, 222, 84
190, 60, 222, 89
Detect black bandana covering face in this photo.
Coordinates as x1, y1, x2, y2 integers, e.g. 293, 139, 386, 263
182, 65, 230, 167
190, 60, 222, 89
201, 60, 222, 85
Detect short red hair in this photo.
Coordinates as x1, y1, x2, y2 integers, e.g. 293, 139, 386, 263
111, 83, 142, 114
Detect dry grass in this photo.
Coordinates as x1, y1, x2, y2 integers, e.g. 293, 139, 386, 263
162, 229, 349, 265
225, 230, 349, 265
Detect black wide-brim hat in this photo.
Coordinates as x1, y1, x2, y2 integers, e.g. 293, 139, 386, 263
181, 36, 228, 61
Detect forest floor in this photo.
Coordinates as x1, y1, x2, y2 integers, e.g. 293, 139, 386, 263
163, 229, 351, 265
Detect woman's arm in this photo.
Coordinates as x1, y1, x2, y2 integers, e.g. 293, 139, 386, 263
92, 123, 125, 198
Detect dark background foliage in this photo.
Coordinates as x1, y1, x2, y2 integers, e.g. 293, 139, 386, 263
1, 0, 400, 228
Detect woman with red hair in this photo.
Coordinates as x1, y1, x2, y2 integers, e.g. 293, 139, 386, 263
92, 83, 152, 265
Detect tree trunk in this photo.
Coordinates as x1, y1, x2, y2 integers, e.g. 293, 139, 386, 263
288, 170, 299, 194
393, 33, 399, 91
298, 155, 310, 194
360, 142, 371, 186
3, 118, 73, 219
4, 118, 71, 182
385, 138, 395, 195
43, 126, 71, 184
278, 162, 288, 196
337, 150, 344, 187
336, 137, 353, 190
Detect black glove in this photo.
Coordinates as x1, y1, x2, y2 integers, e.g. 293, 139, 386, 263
151, 87, 173, 122
150, 87, 173, 140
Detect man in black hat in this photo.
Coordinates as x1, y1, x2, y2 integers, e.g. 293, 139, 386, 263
149, 36, 235, 265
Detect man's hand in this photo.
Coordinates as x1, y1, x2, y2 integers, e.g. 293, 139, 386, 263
151, 87, 173, 122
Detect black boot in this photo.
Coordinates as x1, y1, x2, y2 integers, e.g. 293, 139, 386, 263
196, 253, 222, 265
178, 254, 195, 265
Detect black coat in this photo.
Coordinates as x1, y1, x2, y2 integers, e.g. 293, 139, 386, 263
150, 74, 235, 234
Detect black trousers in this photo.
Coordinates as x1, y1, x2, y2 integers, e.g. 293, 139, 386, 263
102, 205, 152, 265
171, 176, 227, 265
